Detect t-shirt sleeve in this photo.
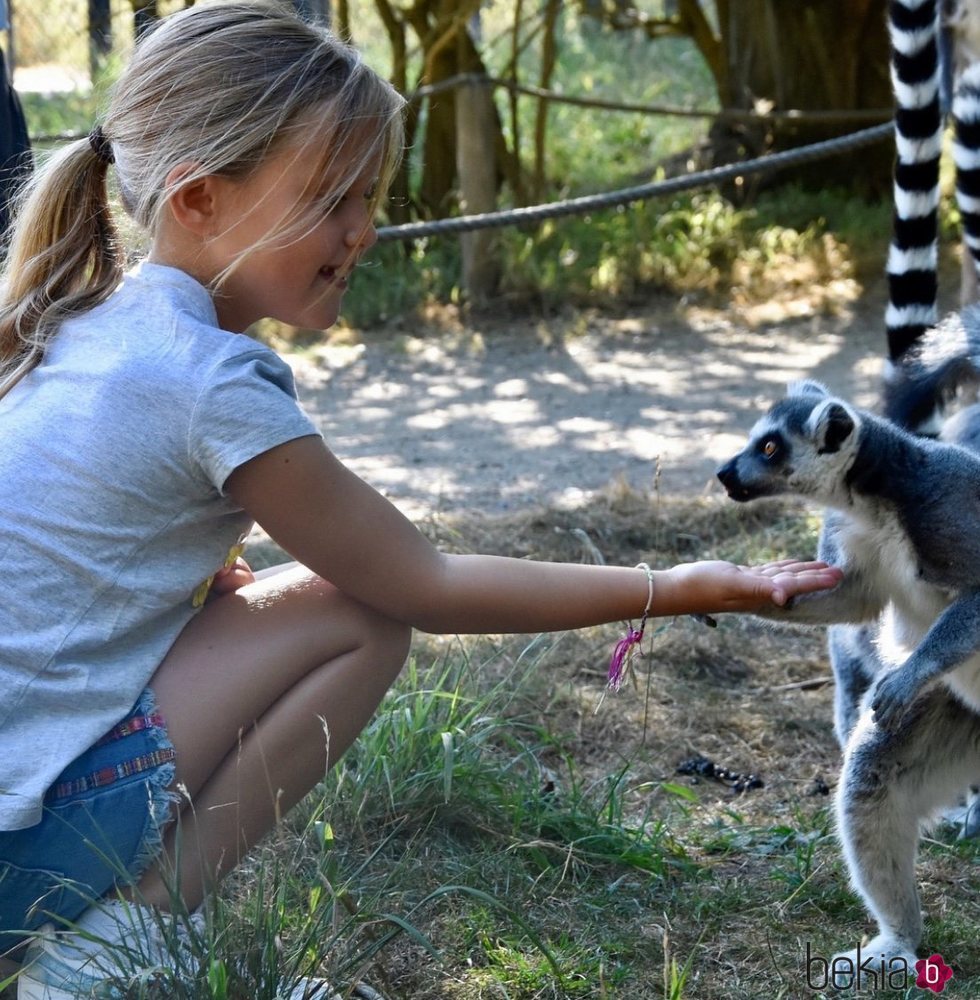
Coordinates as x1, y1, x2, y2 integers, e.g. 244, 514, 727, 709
188, 348, 320, 493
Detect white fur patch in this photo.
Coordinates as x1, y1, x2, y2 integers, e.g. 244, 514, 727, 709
952, 79, 980, 119
748, 415, 780, 440
787, 379, 830, 398
895, 132, 944, 162
887, 244, 938, 273
952, 140, 980, 171
955, 191, 980, 214
894, 187, 941, 219
885, 302, 939, 327
890, 24, 939, 57
948, 656, 980, 712
951, 1, 980, 65
891, 75, 940, 110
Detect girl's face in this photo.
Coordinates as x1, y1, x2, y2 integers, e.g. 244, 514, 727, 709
200, 136, 381, 333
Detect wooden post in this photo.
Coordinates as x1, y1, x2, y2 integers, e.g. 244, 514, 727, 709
455, 76, 499, 307
131, 0, 158, 41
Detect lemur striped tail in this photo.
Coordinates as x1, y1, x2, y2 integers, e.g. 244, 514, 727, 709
953, 63, 980, 284
886, 0, 943, 363
883, 2, 980, 431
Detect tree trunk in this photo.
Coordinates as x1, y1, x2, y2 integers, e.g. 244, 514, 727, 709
131, 0, 158, 40
711, 0, 892, 197
417, 32, 461, 216
402, 0, 507, 217
532, 0, 561, 201
88, 0, 112, 79
456, 76, 499, 304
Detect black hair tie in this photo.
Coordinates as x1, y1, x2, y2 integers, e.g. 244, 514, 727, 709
88, 125, 115, 165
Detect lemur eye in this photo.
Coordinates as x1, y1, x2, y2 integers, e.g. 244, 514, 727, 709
762, 439, 779, 458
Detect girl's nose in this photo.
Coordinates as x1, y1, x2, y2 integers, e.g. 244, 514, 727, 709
346, 221, 377, 251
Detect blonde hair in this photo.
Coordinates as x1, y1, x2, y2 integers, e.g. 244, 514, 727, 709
0, 0, 404, 398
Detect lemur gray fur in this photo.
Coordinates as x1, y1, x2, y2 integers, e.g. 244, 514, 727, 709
715, 0, 980, 975
717, 357, 980, 970
864, 0, 980, 842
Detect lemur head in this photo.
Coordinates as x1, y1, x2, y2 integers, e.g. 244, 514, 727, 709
716, 380, 862, 504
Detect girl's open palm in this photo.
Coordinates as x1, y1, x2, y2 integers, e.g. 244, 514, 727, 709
668, 559, 843, 615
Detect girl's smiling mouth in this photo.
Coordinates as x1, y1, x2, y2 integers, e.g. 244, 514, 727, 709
319, 266, 347, 288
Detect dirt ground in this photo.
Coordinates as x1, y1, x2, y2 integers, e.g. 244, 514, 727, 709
286, 280, 889, 522
228, 274, 980, 1000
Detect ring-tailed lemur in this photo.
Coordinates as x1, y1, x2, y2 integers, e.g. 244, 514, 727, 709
714, 0, 980, 975
717, 374, 980, 972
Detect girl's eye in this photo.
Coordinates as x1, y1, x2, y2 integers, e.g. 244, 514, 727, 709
328, 187, 374, 209
762, 439, 779, 458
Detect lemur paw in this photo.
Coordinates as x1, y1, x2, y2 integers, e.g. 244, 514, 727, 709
830, 937, 918, 989
870, 669, 924, 732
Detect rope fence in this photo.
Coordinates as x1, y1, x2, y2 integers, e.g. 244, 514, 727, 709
376, 121, 895, 243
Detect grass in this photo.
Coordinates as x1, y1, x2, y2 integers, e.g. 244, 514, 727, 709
331, 180, 894, 332
7, 491, 977, 998
240, 491, 979, 999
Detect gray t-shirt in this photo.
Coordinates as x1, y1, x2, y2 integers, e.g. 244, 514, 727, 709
0, 262, 318, 830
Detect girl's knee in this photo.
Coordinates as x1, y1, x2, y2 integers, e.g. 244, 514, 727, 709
358, 599, 412, 671
293, 569, 411, 665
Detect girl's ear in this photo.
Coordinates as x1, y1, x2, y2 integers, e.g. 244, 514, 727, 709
164, 163, 221, 235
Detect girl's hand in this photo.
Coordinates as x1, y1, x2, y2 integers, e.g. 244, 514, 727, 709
664, 559, 843, 615
209, 557, 256, 596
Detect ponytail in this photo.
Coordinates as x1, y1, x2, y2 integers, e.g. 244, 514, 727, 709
0, 136, 122, 399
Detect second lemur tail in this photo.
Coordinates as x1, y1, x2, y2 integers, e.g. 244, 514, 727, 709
884, 0, 980, 431
882, 307, 980, 430
885, 0, 943, 365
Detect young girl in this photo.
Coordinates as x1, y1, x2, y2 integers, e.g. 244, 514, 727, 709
0, 2, 841, 997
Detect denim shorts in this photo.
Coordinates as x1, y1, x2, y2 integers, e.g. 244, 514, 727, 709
0, 690, 178, 949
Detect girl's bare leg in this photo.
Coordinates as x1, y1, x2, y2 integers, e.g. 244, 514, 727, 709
132, 564, 411, 910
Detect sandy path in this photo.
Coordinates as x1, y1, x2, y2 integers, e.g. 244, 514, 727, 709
288, 291, 888, 521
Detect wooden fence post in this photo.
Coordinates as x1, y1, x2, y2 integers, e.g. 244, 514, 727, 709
455, 77, 499, 306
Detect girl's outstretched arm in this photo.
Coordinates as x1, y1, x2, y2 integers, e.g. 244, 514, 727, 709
225, 436, 841, 635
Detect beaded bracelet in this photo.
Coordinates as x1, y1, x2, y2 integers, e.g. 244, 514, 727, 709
607, 562, 654, 691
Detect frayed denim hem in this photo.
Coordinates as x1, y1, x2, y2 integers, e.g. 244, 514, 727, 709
0, 689, 182, 940
128, 688, 181, 884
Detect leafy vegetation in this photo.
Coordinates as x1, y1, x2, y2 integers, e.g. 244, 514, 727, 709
16, 0, 895, 332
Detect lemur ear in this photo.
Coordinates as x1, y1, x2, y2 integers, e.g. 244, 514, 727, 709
788, 379, 830, 399
807, 399, 856, 454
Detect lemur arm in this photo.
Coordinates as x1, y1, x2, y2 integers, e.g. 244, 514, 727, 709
753, 512, 885, 626
870, 588, 980, 731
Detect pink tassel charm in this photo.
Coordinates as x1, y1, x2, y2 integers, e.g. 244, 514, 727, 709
604, 562, 655, 695
607, 624, 645, 691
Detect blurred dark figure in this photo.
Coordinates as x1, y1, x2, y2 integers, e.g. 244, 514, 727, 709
0, 0, 31, 243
